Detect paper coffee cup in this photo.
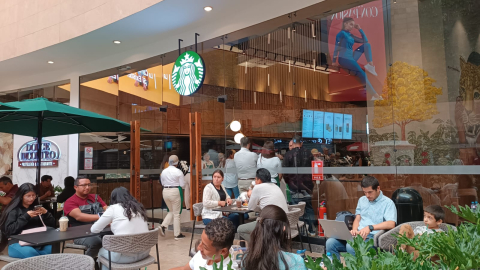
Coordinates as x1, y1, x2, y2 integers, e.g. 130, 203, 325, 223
59, 216, 69, 232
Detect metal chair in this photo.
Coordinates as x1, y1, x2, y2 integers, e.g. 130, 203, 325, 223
3, 253, 94, 270
287, 202, 312, 252
97, 228, 161, 270
285, 208, 304, 250
61, 242, 87, 254
189, 203, 206, 257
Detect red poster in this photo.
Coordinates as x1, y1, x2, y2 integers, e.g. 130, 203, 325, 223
327, 0, 387, 102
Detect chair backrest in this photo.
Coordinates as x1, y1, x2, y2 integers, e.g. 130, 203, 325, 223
193, 203, 203, 217
285, 208, 302, 228
287, 201, 306, 216
3, 254, 94, 270
103, 228, 159, 253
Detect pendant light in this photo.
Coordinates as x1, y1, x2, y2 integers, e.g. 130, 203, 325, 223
234, 133, 245, 144
226, 107, 242, 132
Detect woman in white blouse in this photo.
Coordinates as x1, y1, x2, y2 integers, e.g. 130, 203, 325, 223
257, 141, 282, 186
202, 169, 242, 228
91, 187, 150, 270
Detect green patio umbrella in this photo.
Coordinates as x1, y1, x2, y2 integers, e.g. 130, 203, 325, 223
0, 97, 148, 186
0, 102, 19, 110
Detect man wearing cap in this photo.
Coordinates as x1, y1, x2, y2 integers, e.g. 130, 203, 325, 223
159, 155, 186, 240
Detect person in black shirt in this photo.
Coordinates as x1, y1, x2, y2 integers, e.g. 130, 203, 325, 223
282, 135, 316, 236
0, 183, 55, 258
57, 176, 76, 203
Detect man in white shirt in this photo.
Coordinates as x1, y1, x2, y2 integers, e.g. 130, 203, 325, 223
233, 137, 258, 193
171, 218, 235, 270
159, 155, 185, 240
237, 168, 288, 241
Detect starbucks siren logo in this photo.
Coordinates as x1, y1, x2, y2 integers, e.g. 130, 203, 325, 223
172, 51, 205, 96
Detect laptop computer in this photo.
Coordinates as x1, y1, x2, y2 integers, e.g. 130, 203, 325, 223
319, 220, 353, 241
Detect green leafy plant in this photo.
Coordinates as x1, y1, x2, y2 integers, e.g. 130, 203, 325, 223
54, 185, 63, 193
199, 254, 233, 270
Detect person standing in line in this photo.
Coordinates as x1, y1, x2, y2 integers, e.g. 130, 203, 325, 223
202, 153, 215, 181
217, 153, 226, 168
159, 155, 186, 240
257, 141, 282, 186
234, 137, 258, 193
223, 150, 239, 198
288, 140, 293, 151
283, 135, 316, 236
177, 160, 191, 211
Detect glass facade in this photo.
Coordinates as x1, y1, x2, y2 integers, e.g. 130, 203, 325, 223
74, 0, 479, 242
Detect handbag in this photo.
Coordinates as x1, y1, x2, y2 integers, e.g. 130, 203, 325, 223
19, 215, 47, 246
79, 194, 104, 215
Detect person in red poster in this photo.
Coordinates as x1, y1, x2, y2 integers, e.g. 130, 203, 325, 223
332, 17, 383, 101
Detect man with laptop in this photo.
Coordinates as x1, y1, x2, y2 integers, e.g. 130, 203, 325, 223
324, 176, 397, 259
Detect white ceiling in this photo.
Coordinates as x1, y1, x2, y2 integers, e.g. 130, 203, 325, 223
0, 0, 326, 92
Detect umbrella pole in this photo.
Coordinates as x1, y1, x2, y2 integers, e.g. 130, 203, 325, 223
36, 112, 44, 189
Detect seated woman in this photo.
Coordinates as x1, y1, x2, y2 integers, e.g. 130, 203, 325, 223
0, 183, 55, 259
202, 169, 246, 229
241, 205, 306, 270
91, 187, 150, 270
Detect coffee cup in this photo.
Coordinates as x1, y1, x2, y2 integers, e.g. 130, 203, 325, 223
59, 216, 69, 232
236, 200, 242, 207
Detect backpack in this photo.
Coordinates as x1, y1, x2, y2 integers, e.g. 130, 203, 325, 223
336, 211, 355, 230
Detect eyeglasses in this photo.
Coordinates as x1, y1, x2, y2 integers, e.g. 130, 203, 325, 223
77, 184, 92, 187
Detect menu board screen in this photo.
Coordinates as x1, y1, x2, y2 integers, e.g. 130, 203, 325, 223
334, 113, 344, 139
324, 112, 334, 139
343, 114, 353, 139
302, 110, 314, 138
313, 111, 325, 138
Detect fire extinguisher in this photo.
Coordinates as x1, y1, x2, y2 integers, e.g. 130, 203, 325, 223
318, 201, 327, 237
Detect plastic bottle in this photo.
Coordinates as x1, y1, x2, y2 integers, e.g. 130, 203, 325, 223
475, 201, 479, 212
297, 249, 306, 259
471, 202, 475, 211
327, 252, 333, 263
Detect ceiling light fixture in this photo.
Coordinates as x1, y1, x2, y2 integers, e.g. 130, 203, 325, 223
47, 61, 54, 64
204, 6, 213, 11
234, 133, 245, 144
113, 40, 121, 44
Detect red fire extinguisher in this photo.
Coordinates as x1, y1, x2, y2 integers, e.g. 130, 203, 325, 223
318, 201, 327, 237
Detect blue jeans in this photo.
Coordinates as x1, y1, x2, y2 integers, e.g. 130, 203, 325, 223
98, 248, 149, 270
338, 43, 378, 96
326, 234, 374, 260
203, 213, 248, 229
225, 186, 240, 198
8, 243, 52, 259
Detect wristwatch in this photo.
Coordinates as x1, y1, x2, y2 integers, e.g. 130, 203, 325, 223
368, 225, 374, 232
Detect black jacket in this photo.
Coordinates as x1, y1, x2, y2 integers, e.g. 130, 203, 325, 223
3, 205, 55, 244
57, 187, 75, 203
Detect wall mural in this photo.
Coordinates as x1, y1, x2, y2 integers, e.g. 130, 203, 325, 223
455, 52, 480, 165
0, 133, 13, 176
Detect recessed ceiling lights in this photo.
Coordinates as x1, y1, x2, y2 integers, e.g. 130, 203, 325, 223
113, 40, 121, 44
204, 6, 213, 11
47, 61, 54, 64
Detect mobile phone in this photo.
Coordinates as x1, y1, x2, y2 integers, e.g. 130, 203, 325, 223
98, 213, 103, 217
34, 205, 43, 211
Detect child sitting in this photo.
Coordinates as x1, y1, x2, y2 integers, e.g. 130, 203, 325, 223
399, 205, 445, 259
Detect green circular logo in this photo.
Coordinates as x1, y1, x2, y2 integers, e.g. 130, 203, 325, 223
172, 51, 205, 96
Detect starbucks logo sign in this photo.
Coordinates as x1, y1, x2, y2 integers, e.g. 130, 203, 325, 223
172, 51, 205, 96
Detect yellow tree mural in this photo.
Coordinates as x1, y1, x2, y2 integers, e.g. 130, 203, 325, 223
373, 62, 442, 141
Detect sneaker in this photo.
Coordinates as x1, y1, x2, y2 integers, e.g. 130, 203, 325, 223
175, 233, 186, 240
371, 95, 383, 101
308, 232, 317, 237
364, 63, 378, 76
159, 226, 166, 237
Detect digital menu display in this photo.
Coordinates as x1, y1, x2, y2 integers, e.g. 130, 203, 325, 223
343, 114, 353, 140
334, 113, 344, 139
324, 112, 334, 139
302, 110, 353, 140
313, 111, 324, 138
302, 110, 314, 138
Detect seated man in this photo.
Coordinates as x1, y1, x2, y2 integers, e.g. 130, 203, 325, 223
237, 168, 289, 242
172, 218, 235, 270
326, 176, 397, 259
63, 176, 107, 258
37, 175, 55, 213
399, 205, 445, 260
0, 176, 18, 208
